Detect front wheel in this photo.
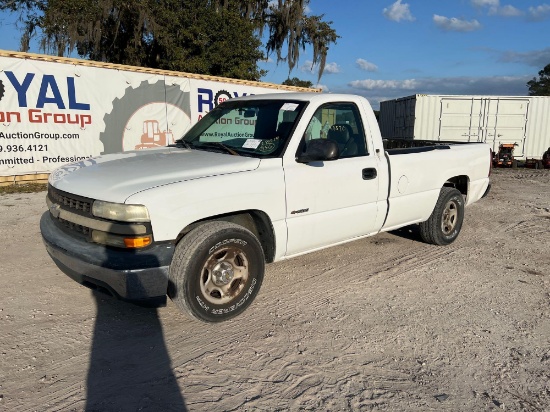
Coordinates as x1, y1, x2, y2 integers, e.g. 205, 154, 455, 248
419, 187, 465, 246
168, 221, 265, 322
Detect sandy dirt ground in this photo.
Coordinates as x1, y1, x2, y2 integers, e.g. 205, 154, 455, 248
0, 169, 549, 412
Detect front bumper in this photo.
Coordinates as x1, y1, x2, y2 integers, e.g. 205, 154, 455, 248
40, 212, 175, 306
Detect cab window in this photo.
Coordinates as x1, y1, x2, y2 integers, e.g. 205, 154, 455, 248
300, 103, 368, 158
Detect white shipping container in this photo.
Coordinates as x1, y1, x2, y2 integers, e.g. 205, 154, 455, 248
379, 94, 550, 159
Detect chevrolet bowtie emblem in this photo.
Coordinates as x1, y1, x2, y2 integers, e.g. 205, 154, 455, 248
49, 203, 61, 219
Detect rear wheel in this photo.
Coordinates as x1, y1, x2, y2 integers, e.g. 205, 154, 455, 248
419, 187, 465, 246
168, 221, 265, 322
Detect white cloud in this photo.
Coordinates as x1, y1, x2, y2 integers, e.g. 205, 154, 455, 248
494, 5, 523, 16
315, 84, 330, 92
345, 75, 531, 109
528, 4, 550, 21
324, 62, 340, 74
471, 0, 522, 17
301, 60, 340, 74
356, 59, 378, 72
471, 0, 499, 8
300, 61, 315, 73
383, 0, 415, 22
433, 15, 482, 32
498, 47, 550, 67
349, 79, 418, 90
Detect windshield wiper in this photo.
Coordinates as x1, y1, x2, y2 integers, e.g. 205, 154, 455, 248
169, 139, 191, 149
194, 142, 241, 156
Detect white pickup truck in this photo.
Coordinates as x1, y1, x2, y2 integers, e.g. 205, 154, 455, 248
40, 93, 491, 322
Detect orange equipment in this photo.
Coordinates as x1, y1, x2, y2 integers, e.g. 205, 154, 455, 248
135, 120, 174, 150
492, 143, 517, 168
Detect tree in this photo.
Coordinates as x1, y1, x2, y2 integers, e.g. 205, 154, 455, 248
527, 63, 550, 96
264, 0, 338, 81
282, 77, 313, 88
0, 0, 338, 82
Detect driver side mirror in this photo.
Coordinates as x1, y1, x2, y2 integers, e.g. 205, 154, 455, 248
296, 139, 339, 163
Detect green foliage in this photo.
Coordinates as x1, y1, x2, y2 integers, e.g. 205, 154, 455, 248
265, 1, 339, 82
527, 63, 550, 96
282, 77, 313, 88
0, 0, 339, 82
147, 1, 266, 80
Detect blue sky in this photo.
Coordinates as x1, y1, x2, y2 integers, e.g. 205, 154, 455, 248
1, 0, 549, 109
260, 0, 550, 108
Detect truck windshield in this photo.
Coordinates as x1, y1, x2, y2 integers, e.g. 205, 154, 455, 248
177, 99, 306, 158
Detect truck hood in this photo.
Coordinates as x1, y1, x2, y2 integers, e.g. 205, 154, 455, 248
49, 148, 261, 203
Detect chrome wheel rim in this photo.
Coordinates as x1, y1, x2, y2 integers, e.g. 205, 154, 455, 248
441, 199, 458, 235
200, 246, 249, 305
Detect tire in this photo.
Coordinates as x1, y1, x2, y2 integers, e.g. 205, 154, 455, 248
419, 187, 465, 246
168, 221, 265, 322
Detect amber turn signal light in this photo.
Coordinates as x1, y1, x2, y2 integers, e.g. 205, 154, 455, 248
124, 236, 152, 248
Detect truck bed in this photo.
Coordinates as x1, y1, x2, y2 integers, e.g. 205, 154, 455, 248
380, 139, 491, 232
383, 138, 475, 153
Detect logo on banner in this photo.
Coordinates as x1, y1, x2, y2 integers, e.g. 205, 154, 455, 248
99, 80, 191, 154
214, 90, 231, 106
197, 88, 254, 118
135, 119, 174, 150
0, 71, 92, 128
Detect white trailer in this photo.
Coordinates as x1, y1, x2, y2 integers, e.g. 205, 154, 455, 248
379, 94, 550, 160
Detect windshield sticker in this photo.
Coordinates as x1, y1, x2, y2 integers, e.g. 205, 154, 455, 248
281, 103, 299, 111
243, 139, 262, 149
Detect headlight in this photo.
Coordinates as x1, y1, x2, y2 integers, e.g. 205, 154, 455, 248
91, 230, 152, 248
92, 200, 150, 222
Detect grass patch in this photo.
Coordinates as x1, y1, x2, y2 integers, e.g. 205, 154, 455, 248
0, 183, 48, 195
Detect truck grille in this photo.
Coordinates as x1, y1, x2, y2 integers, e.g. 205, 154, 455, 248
59, 217, 92, 236
48, 185, 93, 215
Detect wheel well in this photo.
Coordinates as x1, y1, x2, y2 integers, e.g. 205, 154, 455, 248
176, 211, 276, 263
445, 175, 469, 196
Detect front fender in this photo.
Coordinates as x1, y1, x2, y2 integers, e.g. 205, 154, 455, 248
126, 159, 286, 244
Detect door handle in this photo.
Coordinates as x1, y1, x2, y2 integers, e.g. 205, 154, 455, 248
362, 168, 377, 180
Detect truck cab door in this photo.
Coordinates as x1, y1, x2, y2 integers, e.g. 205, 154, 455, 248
283, 102, 381, 256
